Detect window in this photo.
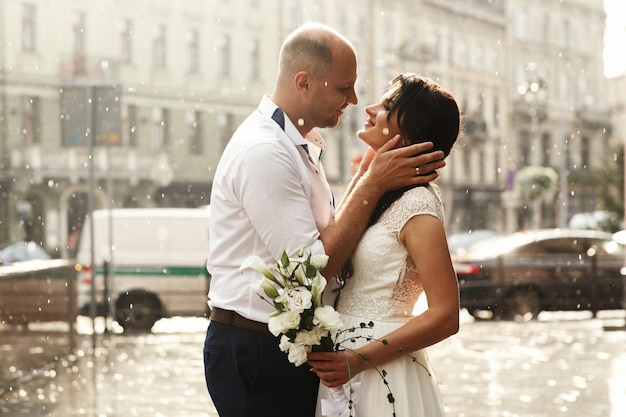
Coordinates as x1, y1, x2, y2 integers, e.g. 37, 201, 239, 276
541, 14, 550, 43
519, 130, 530, 165
187, 111, 203, 154
71, 12, 86, 76
458, 40, 469, 69
560, 18, 570, 47
218, 34, 231, 77
127, 105, 138, 148
428, 30, 441, 60
462, 148, 471, 181
249, 38, 260, 80
581, 136, 590, 168
187, 29, 200, 73
516, 8, 528, 39
219, 112, 234, 150
152, 24, 167, 69
151, 107, 169, 150
491, 47, 500, 76
21, 97, 41, 145
479, 151, 485, 182
477, 93, 485, 115
22, 4, 37, 52
493, 96, 500, 127
558, 72, 568, 103
447, 36, 454, 67
120, 19, 133, 63
541, 132, 551, 166
474, 44, 485, 73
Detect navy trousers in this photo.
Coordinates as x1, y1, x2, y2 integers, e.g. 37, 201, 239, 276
204, 321, 319, 417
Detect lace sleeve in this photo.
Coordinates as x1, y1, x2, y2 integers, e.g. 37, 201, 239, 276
378, 184, 444, 235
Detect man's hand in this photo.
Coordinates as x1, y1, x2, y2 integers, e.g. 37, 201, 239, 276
365, 135, 445, 193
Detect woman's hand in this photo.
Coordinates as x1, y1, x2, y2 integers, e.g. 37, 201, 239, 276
307, 350, 364, 388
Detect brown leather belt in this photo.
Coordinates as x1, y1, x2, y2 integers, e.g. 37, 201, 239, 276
209, 307, 272, 335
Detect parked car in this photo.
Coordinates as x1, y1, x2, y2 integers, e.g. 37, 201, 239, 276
0, 241, 51, 265
448, 230, 498, 259
453, 229, 626, 320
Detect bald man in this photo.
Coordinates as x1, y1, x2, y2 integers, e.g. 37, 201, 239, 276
204, 23, 444, 417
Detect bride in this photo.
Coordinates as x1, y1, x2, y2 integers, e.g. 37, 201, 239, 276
308, 72, 461, 417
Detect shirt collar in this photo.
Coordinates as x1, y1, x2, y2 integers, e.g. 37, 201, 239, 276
258, 95, 326, 164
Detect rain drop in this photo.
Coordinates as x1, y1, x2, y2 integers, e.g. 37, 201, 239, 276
382, 128, 390, 135
298, 118, 305, 126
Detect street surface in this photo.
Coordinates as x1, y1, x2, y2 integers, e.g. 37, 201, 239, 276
1, 310, 625, 417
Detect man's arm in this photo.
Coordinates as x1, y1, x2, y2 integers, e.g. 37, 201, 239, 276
320, 135, 445, 278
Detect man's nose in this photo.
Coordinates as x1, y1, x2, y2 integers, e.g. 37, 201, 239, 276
347, 88, 358, 105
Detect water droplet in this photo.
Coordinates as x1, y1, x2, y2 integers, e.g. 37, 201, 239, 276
298, 118, 305, 126
382, 128, 389, 135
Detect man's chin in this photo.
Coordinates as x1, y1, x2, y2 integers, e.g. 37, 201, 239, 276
324, 117, 341, 128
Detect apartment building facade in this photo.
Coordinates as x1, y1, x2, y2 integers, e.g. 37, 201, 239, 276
0, 0, 619, 255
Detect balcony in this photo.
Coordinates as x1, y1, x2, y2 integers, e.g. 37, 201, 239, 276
8, 146, 173, 187
58, 55, 120, 83
574, 107, 611, 129
463, 115, 488, 145
512, 99, 548, 123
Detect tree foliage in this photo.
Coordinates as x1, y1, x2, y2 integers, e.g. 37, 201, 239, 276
515, 166, 559, 204
597, 145, 624, 231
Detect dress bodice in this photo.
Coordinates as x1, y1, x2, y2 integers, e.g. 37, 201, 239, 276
336, 184, 444, 322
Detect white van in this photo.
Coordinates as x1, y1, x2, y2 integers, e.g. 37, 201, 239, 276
76, 207, 211, 331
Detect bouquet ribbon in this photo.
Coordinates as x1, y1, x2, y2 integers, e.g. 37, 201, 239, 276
320, 381, 362, 417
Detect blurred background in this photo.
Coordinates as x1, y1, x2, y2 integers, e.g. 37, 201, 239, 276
0, 0, 625, 257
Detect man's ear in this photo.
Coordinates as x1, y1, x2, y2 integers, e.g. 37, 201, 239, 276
294, 71, 311, 94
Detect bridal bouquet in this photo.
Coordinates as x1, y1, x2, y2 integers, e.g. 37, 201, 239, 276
242, 250, 402, 417
241, 249, 343, 366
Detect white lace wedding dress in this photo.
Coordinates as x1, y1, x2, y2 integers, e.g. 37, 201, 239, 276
316, 185, 446, 417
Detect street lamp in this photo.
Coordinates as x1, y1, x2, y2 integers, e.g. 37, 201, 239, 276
517, 73, 548, 165
518, 65, 548, 229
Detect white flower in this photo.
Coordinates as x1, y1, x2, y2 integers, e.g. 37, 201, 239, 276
258, 279, 279, 299
250, 278, 263, 294
313, 305, 343, 332
310, 273, 327, 307
310, 253, 329, 270
276, 287, 312, 314
245, 249, 342, 367
240, 255, 281, 284
268, 310, 301, 336
278, 334, 293, 352
295, 327, 326, 346
293, 264, 308, 286
286, 343, 309, 366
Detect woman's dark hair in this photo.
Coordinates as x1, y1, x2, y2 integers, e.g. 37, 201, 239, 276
369, 73, 461, 226
338, 73, 461, 284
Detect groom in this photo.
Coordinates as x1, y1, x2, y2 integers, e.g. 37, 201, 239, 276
203, 22, 444, 417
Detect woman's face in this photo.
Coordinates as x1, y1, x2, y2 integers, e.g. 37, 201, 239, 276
356, 88, 401, 150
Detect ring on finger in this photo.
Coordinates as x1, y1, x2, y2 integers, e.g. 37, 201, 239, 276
415, 166, 420, 175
